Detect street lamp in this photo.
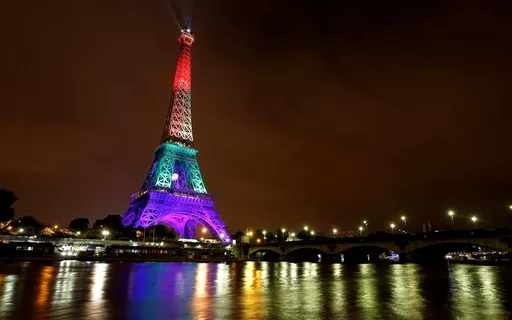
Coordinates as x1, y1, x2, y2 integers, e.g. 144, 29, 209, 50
304, 226, 309, 231
102, 229, 110, 240
53, 225, 58, 229
19, 228, 24, 233
202, 227, 207, 234
448, 210, 455, 227
358, 226, 363, 236
332, 228, 338, 237
471, 216, 477, 228
291, 232, 296, 238
401, 216, 407, 232
363, 220, 368, 232
262, 230, 267, 241
256, 238, 261, 243
310, 231, 315, 236
390, 223, 395, 234
76, 231, 81, 236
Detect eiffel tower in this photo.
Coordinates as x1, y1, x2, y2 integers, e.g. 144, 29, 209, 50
121, 24, 230, 243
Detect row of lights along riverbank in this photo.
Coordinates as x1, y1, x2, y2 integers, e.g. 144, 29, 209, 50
248, 207, 510, 242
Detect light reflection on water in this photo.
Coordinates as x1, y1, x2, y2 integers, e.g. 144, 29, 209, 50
0, 261, 510, 319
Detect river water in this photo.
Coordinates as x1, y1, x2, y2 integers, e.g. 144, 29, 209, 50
0, 261, 510, 319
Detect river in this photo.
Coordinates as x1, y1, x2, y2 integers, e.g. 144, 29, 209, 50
0, 261, 510, 319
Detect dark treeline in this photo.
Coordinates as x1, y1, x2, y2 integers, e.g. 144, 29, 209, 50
0, 189, 177, 241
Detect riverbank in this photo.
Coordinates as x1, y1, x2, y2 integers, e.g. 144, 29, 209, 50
0, 256, 238, 263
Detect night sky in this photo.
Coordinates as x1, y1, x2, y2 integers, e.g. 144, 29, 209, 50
1, 1, 512, 233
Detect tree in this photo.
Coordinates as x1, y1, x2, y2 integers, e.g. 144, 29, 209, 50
69, 218, 89, 232
93, 214, 124, 237
0, 189, 17, 224
17, 216, 44, 232
153, 225, 178, 241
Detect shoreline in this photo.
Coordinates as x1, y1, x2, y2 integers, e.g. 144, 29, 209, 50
1, 256, 511, 265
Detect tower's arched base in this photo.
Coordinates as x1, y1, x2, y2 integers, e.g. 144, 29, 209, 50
122, 188, 230, 243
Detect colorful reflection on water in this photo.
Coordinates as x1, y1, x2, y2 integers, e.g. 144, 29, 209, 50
0, 261, 510, 319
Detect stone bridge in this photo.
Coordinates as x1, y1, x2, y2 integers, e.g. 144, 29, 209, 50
247, 231, 512, 261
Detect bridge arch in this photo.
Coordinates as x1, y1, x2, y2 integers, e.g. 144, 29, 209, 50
334, 242, 400, 255
284, 247, 330, 262
158, 210, 229, 243
249, 249, 281, 261
407, 239, 502, 261
338, 244, 397, 263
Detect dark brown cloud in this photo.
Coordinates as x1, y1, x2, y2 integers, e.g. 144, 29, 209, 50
1, 0, 512, 233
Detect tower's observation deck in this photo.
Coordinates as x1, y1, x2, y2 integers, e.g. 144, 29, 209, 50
121, 26, 229, 243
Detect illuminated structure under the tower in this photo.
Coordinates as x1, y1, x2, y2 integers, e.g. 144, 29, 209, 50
121, 26, 229, 243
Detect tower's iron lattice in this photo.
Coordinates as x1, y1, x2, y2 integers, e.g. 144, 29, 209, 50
121, 27, 229, 243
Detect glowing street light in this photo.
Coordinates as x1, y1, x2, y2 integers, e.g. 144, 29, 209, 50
202, 227, 207, 234
310, 230, 315, 236
290, 232, 296, 238
358, 226, 363, 236
19, 228, 24, 233
76, 231, 81, 236
363, 220, 368, 232
256, 238, 261, 243
281, 228, 286, 233
332, 228, 338, 237
401, 216, 407, 232
102, 229, 110, 240
390, 223, 396, 234
509, 205, 512, 210
448, 210, 455, 227
53, 225, 58, 229
471, 216, 478, 228
304, 226, 309, 231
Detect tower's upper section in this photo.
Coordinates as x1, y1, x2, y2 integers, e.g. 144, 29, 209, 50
161, 27, 195, 147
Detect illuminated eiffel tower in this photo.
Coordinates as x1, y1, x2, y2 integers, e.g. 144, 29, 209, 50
121, 24, 229, 243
